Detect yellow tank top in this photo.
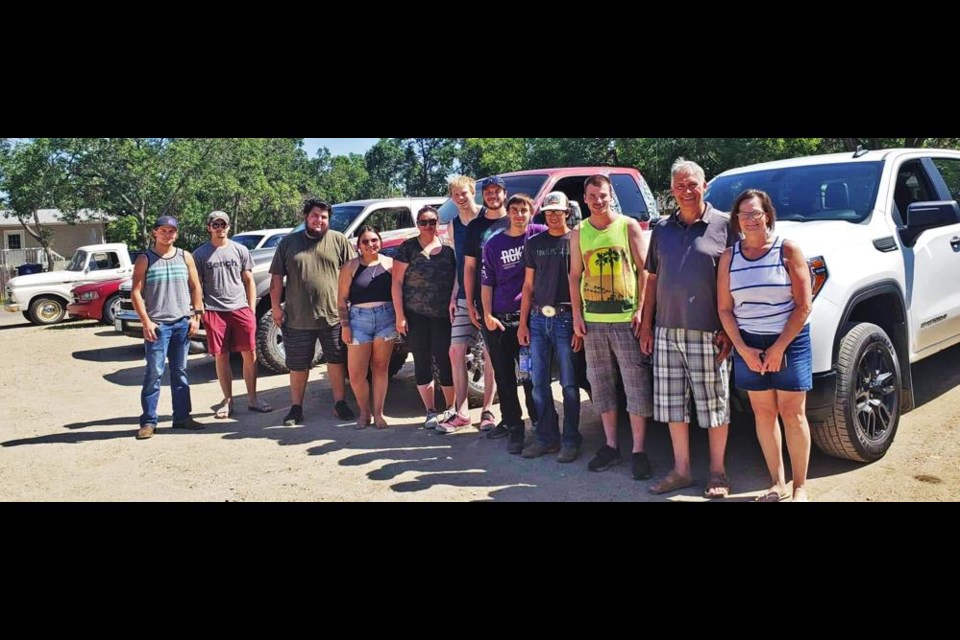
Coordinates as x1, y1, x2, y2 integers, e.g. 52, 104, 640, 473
579, 216, 637, 323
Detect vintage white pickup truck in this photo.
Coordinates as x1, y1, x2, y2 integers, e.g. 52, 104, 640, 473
4, 243, 134, 325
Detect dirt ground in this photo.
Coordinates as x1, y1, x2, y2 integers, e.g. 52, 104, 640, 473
1, 313, 959, 501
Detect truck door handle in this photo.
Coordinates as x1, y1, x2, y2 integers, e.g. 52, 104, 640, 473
951, 236, 960, 249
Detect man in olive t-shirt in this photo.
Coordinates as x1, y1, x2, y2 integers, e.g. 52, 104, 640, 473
269, 198, 356, 426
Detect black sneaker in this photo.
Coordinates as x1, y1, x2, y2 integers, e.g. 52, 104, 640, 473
588, 445, 622, 472
334, 400, 355, 420
486, 423, 510, 440
171, 417, 204, 430
283, 406, 303, 426
632, 452, 652, 480
507, 439, 524, 455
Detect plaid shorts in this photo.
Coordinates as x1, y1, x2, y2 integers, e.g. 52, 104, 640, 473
583, 322, 653, 417
653, 327, 730, 428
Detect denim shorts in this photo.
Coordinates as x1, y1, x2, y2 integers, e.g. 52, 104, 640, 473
733, 324, 812, 392
348, 304, 397, 344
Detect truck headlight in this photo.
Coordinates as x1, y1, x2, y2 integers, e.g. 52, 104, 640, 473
808, 256, 828, 301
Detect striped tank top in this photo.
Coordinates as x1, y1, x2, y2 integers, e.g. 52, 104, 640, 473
729, 237, 795, 335
579, 216, 637, 323
144, 248, 191, 322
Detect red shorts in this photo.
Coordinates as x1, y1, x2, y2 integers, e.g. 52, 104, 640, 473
203, 308, 256, 355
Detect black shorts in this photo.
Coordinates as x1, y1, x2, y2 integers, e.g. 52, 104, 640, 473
282, 323, 347, 371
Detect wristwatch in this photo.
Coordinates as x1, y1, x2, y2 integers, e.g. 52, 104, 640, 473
192, 309, 204, 317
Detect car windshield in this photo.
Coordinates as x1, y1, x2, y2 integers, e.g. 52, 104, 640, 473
437, 174, 550, 223
232, 234, 264, 250
330, 205, 365, 232
66, 250, 88, 272
706, 161, 883, 223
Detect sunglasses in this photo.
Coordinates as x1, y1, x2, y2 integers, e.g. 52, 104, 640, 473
417, 219, 439, 227
360, 238, 380, 245
210, 222, 228, 228
736, 211, 765, 220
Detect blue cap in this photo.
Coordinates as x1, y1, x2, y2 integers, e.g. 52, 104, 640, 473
482, 176, 507, 191
153, 215, 179, 229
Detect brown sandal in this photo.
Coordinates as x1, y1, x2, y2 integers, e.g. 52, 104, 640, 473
648, 471, 695, 495
703, 473, 731, 499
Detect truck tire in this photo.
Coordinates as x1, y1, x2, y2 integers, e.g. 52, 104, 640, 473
466, 333, 492, 408
28, 296, 67, 325
388, 350, 408, 378
812, 322, 901, 462
255, 307, 324, 375
100, 293, 122, 325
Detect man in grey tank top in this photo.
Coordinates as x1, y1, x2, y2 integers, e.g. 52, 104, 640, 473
131, 215, 205, 439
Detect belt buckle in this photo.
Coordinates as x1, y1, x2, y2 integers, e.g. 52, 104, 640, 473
541, 305, 556, 318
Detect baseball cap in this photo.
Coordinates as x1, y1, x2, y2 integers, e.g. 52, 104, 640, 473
482, 176, 507, 191
541, 191, 570, 212
153, 215, 179, 229
208, 211, 230, 225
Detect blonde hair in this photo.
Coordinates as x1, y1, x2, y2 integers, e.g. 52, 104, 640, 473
448, 175, 476, 197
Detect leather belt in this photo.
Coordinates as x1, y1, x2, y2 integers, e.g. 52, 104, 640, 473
533, 303, 573, 317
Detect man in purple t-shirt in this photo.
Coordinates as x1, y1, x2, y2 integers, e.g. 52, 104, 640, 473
481, 194, 546, 454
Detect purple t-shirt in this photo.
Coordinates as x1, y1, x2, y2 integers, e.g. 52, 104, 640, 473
481, 224, 547, 314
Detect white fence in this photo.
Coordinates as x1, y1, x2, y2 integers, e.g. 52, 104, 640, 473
0, 248, 69, 300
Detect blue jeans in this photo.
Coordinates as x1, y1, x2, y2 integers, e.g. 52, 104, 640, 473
140, 317, 192, 426
530, 311, 581, 447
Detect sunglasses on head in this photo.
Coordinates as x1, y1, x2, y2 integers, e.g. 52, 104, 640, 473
417, 219, 439, 227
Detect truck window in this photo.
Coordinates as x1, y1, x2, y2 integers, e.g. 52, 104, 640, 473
90, 252, 120, 270
362, 207, 413, 235
610, 173, 651, 222
931, 158, 960, 201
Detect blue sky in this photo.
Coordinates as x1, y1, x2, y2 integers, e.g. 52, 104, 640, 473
303, 138, 379, 158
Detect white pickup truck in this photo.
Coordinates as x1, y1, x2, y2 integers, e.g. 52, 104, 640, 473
4, 243, 134, 325
706, 148, 960, 462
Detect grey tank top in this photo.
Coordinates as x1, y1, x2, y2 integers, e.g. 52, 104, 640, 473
144, 248, 191, 322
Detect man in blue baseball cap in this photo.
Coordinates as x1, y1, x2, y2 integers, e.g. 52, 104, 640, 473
131, 213, 205, 439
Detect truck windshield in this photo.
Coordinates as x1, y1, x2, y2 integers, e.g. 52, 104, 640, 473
66, 251, 88, 272
705, 161, 883, 223
329, 205, 365, 232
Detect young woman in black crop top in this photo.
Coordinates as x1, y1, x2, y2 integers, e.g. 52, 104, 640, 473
337, 226, 397, 429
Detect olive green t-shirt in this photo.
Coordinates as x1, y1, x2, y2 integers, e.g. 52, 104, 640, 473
269, 230, 356, 329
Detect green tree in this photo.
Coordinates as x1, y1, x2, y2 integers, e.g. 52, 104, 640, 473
313, 150, 370, 203
0, 138, 78, 267
397, 138, 458, 196
457, 138, 527, 177
363, 139, 405, 198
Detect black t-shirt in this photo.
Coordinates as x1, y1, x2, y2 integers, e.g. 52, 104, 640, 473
524, 230, 572, 307
463, 213, 509, 304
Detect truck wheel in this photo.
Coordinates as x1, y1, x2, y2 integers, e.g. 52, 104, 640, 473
812, 322, 901, 462
100, 294, 122, 325
388, 349, 408, 378
466, 333, 492, 408
28, 296, 67, 325
255, 307, 324, 375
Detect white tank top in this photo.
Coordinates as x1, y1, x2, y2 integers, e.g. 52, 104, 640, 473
729, 237, 796, 335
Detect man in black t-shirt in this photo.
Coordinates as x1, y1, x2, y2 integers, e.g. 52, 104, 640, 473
517, 192, 583, 462
461, 176, 510, 432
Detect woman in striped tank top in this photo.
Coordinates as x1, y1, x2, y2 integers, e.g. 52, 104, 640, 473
718, 189, 814, 502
